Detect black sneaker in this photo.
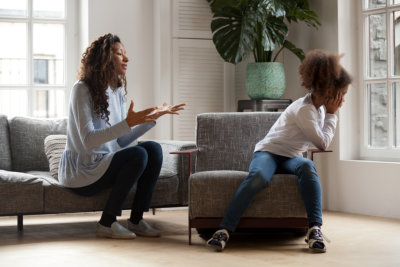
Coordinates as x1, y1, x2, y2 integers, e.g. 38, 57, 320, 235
206, 229, 229, 251
305, 226, 330, 253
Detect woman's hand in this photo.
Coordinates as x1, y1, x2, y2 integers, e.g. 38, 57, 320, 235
325, 92, 344, 114
148, 102, 186, 120
125, 100, 158, 127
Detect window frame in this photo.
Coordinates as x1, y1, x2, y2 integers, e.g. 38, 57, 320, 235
0, 0, 78, 118
360, 0, 400, 161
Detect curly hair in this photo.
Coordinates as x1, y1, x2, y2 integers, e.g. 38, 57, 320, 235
78, 33, 127, 123
298, 50, 352, 97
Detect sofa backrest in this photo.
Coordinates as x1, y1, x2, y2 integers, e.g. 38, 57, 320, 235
196, 112, 281, 172
0, 114, 12, 170
9, 116, 67, 172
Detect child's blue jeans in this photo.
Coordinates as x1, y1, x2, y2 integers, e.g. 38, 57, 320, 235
220, 151, 322, 232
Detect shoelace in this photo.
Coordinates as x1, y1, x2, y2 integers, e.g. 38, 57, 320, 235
213, 232, 228, 242
311, 228, 331, 243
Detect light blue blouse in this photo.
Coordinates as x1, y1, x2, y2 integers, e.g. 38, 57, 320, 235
58, 81, 155, 188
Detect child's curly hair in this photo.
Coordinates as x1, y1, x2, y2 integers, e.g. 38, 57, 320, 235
299, 50, 352, 97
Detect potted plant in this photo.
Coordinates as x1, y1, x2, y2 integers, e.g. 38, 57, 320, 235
206, 0, 320, 99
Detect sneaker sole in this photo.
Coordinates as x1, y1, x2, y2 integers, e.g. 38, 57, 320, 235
309, 247, 326, 253
206, 243, 224, 252
132, 232, 161, 238
96, 232, 136, 239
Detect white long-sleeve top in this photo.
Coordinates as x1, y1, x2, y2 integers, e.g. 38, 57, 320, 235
58, 81, 155, 188
254, 93, 338, 158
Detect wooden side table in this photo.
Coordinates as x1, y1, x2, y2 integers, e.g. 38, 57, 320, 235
237, 99, 292, 112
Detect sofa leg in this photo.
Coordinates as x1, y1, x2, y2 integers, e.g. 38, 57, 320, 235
152, 208, 156, 215
17, 215, 23, 231
188, 220, 192, 245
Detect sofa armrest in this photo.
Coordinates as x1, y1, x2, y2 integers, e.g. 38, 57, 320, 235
138, 140, 196, 205
307, 149, 333, 161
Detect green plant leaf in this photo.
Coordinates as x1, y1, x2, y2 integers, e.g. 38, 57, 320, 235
206, 0, 320, 64
210, 5, 257, 63
257, 0, 286, 17
261, 16, 288, 51
283, 0, 320, 28
282, 40, 305, 61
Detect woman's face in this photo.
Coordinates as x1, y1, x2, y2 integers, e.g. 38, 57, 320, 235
112, 42, 129, 75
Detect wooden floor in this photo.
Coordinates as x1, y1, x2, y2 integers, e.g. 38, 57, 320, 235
0, 208, 399, 267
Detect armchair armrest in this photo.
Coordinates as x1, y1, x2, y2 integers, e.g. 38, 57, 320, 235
170, 149, 198, 176
307, 149, 333, 161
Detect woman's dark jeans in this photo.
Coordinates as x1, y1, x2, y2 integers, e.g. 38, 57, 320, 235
71, 141, 163, 216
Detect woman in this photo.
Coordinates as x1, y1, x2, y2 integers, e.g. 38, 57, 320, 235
58, 33, 185, 239
206, 50, 352, 252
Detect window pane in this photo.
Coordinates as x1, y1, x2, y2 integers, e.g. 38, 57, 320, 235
366, 0, 386, 9
394, 83, 400, 147
393, 0, 400, 5
368, 13, 387, 78
394, 11, 400, 75
0, 0, 27, 17
369, 83, 388, 147
33, 0, 65, 19
33, 23, 64, 85
33, 90, 64, 118
0, 22, 27, 85
0, 90, 28, 117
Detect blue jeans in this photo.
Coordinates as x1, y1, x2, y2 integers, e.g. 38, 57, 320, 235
220, 151, 322, 232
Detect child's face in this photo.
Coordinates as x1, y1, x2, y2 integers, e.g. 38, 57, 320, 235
325, 86, 348, 98
324, 85, 349, 107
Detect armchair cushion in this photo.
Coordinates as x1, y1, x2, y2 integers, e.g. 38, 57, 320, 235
189, 171, 307, 219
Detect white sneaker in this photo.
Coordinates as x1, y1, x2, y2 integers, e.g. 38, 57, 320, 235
96, 221, 136, 239
206, 229, 230, 252
305, 226, 330, 253
127, 219, 161, 237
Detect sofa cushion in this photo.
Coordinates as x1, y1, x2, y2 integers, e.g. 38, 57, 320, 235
0, 170, 44, 215
9, 116, 67, 172
0, 114, 12, 170
29, 168, 180, 213
189, 171, 307, 218
196, 112, 281, 172
44, 135, 67, 180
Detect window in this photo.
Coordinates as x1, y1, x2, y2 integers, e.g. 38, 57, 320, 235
0, 0, 77, 118
361, 0, 400, 160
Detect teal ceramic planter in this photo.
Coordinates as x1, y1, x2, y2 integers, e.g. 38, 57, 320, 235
245, 62, 286, 100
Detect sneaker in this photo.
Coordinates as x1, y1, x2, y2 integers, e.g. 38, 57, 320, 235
96, 221, 136, 239
305, 226, 330, 253
206, 229, 229, 252
127, 219, 161, 237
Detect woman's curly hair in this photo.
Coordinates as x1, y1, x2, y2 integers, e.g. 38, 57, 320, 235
299, 50, 352, 97
78, 33, 127, 123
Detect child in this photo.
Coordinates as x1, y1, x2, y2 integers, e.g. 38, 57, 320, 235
206, 50, 352, 252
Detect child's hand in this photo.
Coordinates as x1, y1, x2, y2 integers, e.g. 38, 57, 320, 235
325, 92, 344, 114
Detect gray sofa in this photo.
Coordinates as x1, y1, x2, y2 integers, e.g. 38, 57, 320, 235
0, 114, 195, 230
188, 112, 308, 244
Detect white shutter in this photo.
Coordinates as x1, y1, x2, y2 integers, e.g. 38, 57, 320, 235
172, 0, 212, 39
173, 39, 225, 141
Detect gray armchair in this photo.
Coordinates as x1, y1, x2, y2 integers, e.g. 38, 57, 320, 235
187, 112, 311, 244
